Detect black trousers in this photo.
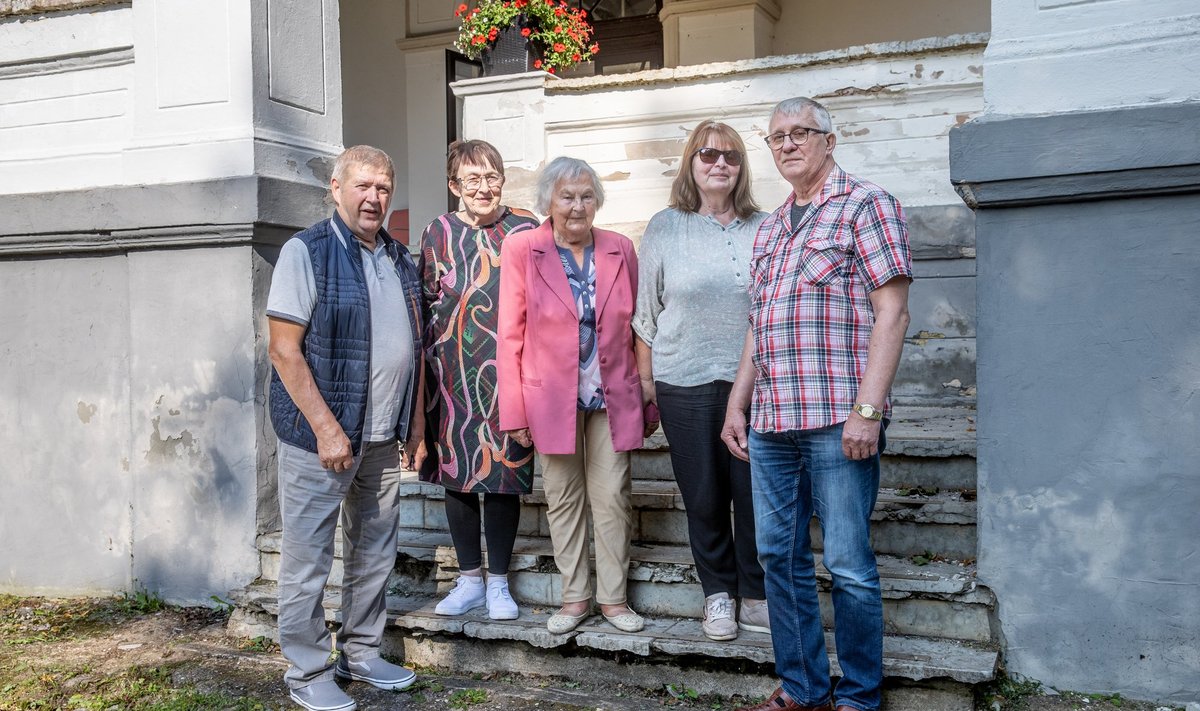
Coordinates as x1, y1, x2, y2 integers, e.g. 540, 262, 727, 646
443, 489, 522, 575
656, 379, 765, 599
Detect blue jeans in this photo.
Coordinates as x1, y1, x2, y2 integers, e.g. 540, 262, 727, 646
750, 424, 883, 711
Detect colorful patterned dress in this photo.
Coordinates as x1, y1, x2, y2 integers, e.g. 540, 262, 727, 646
418, 208, 538, 494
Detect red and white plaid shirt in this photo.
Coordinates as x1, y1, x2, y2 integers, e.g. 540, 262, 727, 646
749, 164, 912, 433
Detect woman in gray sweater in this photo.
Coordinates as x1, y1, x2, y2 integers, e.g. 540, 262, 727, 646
633, 120, 770, 641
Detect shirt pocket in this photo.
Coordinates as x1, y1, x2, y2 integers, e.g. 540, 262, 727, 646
799, 238, 849, 288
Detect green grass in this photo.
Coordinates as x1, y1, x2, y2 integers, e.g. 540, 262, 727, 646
448, 688, 489, 708
978, 672, 1044, 710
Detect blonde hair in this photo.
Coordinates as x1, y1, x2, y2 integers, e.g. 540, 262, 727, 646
332, 145, 394, 184
668, 120, 759, 219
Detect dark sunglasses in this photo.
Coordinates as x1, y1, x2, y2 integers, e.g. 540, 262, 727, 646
693, 147, 743, 166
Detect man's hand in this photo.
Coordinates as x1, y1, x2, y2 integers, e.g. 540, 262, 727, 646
721, 408, 751, 462
507, 428, 533, 448
402, 436, 427, 472
842, 411, 882, 460
315, 421, 354, 472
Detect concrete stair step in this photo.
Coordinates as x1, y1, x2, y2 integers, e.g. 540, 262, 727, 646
255, 529, 994, 642
230, 581, 998, 690
560, 405, 978, 490
397, 472, 977, 558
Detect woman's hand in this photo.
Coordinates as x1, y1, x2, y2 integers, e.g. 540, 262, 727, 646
401, 435, 427, 472
507, 428, 533, 448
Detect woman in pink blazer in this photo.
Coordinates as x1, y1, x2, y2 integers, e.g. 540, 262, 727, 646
498, 157, 654, 635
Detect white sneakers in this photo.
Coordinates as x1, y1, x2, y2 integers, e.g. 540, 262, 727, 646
435, 574, 520, 620
434, 575, 486, 615
485, 577, 519, 620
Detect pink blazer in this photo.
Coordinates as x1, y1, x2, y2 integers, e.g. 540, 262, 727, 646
498, 220, 644, 454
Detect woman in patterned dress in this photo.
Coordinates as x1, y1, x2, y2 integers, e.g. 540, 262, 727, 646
419, 140, 538, 620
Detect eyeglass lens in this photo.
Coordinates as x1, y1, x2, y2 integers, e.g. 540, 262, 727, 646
765, 128, 821, 150
458, 173, 504, 190
695, 148, 743, 166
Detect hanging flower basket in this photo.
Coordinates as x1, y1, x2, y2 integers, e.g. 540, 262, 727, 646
455, 1, 599, 76
481, 22, 535, 75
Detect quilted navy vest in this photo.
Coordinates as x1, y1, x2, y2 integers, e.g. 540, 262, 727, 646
269, 213, 422, 455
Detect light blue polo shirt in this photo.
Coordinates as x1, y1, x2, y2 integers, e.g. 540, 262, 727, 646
267, 220, 414, 442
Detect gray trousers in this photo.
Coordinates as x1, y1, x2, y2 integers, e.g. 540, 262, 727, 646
277, 439, 401, 689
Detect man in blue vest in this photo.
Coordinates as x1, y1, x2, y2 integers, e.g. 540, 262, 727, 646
267, 145, 425, 711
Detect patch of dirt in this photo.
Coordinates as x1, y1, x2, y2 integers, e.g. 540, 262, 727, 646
1, 597, 1190, 711
0, 596, 720, 710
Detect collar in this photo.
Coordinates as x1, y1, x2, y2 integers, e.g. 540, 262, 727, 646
330, 210, 394, 256
785, 163, 850, 213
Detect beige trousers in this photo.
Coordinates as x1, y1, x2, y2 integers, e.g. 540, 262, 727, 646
540, 409, 633, 605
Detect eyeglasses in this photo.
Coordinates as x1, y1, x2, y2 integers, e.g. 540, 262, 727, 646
693, 147, 743, 166
763, 127, 830, 151
454, 172, 505, 191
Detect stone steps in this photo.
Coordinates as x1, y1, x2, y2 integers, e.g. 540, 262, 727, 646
398, 473, 978, 560
230, 581, 998, 690
235, 405, 992, 708
255, 528, 993, 643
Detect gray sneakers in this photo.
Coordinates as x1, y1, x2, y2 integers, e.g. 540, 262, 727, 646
289, 680, 356, 711
703, 592, 738, 640
334, 655, 417, 691
738, 597, 771, 634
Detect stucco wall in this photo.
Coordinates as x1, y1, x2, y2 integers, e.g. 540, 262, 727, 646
772, 0, 990, 56
0, 245, 261, 603
973, 193, 1200, 702
953, 1, 1200, 697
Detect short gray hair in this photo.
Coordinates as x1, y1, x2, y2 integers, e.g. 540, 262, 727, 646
771, 97, 834, 133
535, 156, 606, 214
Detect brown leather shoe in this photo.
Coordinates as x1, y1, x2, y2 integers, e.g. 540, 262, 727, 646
735, 687, 832, 711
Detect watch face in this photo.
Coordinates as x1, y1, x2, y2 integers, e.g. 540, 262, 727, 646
858, 404, 878, 419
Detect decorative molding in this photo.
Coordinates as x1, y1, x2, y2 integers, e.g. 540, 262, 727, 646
0, 46, 132, 79
0, 0, 124, 16
266, 0, 327, 114
0, 177, 329, 256
659, 0, 782, 22
0, 225, 256, 255
950, 103, 1200, 208
450, 70, 556, 97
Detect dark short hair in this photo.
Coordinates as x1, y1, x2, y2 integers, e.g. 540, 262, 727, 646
447, 139, 505, 180
668, 120, 760, 220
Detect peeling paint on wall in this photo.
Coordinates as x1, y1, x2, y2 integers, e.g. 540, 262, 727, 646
77, 401, 97, 423
145, 416, 200, 464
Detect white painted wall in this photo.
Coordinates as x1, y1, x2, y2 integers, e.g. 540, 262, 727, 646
0, 0, 342, 195
457, 38, 985, 235
984, 0, 1200, 114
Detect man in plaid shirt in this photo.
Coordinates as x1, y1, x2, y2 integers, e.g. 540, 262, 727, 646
722, 97, 913, 711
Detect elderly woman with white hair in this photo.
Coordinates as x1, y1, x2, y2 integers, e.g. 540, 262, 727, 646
497, 156, 654, 634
